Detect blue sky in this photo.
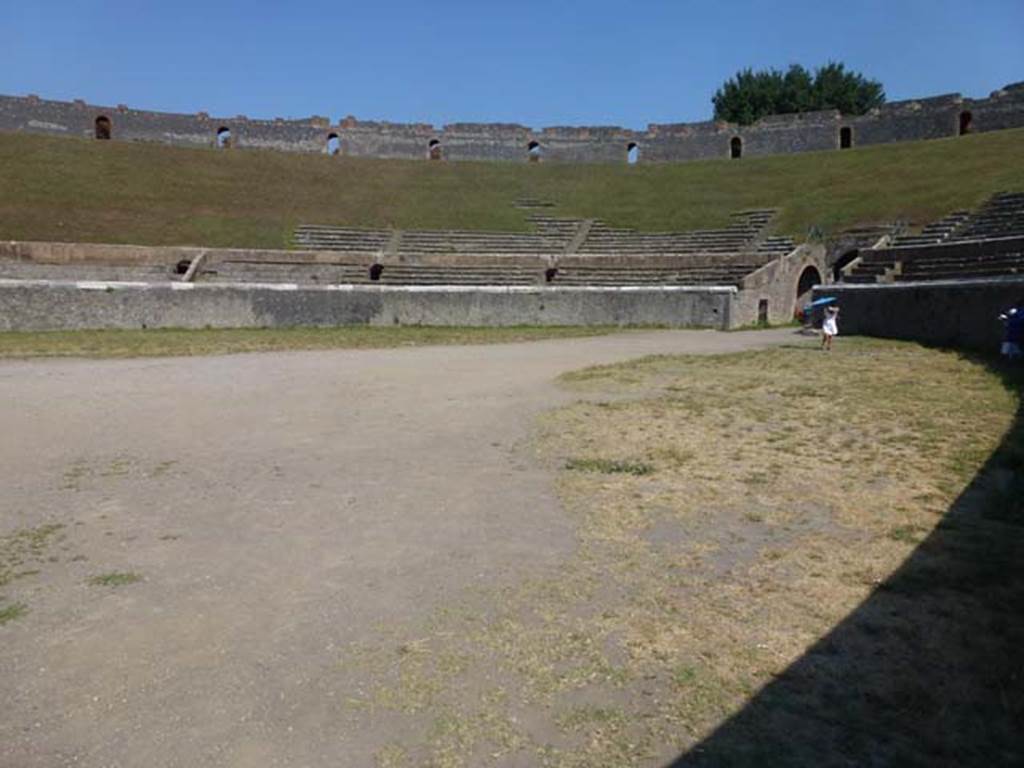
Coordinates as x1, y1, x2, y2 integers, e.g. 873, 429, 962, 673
4, 1, 1022, 129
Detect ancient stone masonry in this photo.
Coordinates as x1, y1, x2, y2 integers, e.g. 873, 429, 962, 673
1, 83, 1022, 164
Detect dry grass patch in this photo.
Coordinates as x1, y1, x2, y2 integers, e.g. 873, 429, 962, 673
87, 571, 142, 587
330, 339, 1021, 767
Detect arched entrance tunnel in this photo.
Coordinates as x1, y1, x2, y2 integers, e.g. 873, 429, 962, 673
796, 264, 822, 314
94, 116, 112, 140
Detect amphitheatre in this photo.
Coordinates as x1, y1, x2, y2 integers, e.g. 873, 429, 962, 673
1, 78, 1023, 768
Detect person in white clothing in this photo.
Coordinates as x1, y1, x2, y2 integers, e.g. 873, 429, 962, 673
821, 306, 839, 351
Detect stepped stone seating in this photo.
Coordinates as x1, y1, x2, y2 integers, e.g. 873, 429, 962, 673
844, 191, 1024, 283
199, 259, 371, 284
949, 192, 1024, 241
397, 230, 566, 255
886, 192, 1024, 249
844, 251, 897, 283
528, 215, 583, 242
371, 264, 541, 286
895, 250, 1024, 281
549, 262, 764, 287
293, 209, 791, 261
575, 210, 784, 255
512, 198, 557, 210
889, 211, 970, 247
292, 226, 390, 252
756, 236, 797, 256
0, 260, 178, 282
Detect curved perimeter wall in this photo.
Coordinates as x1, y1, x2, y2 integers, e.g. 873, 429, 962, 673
0, 280, 737, 331
812, 278, 1024, 351
2, 83, 1022, 164
0, 240, 826, 329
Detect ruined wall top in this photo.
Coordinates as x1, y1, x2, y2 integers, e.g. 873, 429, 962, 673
1, 81, 1022, 163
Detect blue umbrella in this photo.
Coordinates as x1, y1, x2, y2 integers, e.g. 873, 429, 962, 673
806, 297, 837, 308
802, 296, 837, 314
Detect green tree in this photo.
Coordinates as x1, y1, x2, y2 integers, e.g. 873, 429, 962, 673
712, 62, 885, 125
812, 62, 885, 117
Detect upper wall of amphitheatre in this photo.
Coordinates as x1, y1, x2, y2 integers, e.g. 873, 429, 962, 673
1, 82, 1021, 164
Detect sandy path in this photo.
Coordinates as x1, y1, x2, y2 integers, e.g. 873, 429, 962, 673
0, 328, 796, 767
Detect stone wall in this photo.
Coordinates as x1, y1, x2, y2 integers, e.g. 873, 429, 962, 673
0, 280, 737, 331
2, 82, 1021, 164
812, 278, 1024, 351
734, 244, 829, 325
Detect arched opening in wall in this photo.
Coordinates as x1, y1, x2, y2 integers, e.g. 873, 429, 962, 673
796, 265, 822, 306
730, 136, 742, 159
216, 127, 232, 148
428, 139, 442, 161
326, 133, 341, 155
840, 126, 853, 149
758, 299, 769, 326
627, 142, 639, 165
369, 263, 384, 281
94, 116, 112, 140
833, 249, 859, 281
959, 110, 973, 136
528, 141, 542, 163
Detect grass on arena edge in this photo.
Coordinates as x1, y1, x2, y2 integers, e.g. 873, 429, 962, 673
0, 325, 631, 359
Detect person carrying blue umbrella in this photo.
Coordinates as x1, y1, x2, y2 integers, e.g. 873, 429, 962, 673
821, 305, 840, 351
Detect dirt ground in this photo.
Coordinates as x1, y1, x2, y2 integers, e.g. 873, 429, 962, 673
0, 328, 796, 768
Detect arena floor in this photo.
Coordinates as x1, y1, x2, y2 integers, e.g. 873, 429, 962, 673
0, 328, 796, 767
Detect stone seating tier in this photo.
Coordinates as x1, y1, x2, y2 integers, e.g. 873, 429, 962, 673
895, 251, 1024, 281
948, 192, 1024, 241
889, 211, 970, 247
292, 209, 783, 257
550, 264, 760, 287
756, 237, 796, 254
201, 262, 372, 284
526, 216, 582, 239
843, 260, 894, 282
199, 260, 765, 287
397, 232, 568, 254
0, 253, 770, 288
0, 261, 177, 281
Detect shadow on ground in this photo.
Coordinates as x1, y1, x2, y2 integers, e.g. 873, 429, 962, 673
667, 353, 1024, 768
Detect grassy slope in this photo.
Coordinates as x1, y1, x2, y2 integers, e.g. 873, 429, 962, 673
0, 129, 1022, 248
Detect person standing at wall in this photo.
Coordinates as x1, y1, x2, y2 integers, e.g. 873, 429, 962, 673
999, 301, 1024, 359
